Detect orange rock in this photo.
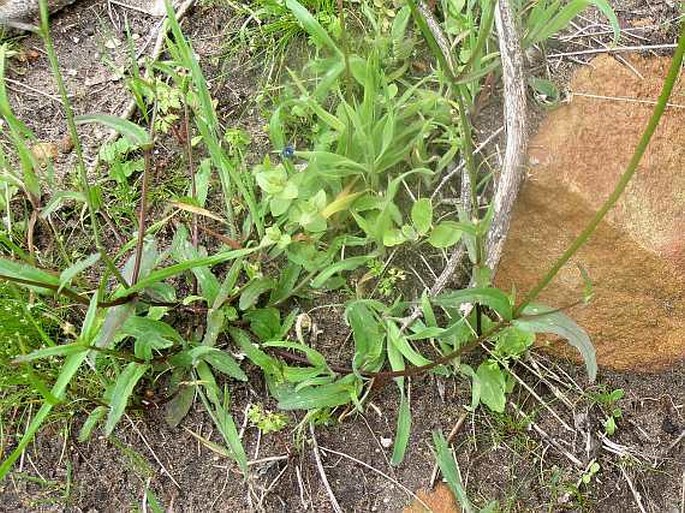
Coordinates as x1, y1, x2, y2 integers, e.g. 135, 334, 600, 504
404, 483, 461, 513
496, 54, 685, 372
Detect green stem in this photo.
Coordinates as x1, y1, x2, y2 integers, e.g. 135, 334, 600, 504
514, 23, 685, 317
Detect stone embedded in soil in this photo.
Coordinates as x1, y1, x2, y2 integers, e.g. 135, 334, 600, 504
496, 54, 685, 372
404, 483, 461, 513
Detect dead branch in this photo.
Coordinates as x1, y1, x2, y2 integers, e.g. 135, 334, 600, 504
485, 0, 528, 275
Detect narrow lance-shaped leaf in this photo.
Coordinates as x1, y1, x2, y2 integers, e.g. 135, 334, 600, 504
165, 385, 195, 428
58, 253, 100, 293
0, 257, 60, 290
386, 320, 432, 367
432, 431, 474, 513
433, 287, 513, 320
284, 0, 342, 55
515, 304, 597, 382
277, 375, 359, 410
386, 320, 411, 465
391, 393, 411, 466
76, 114, 151, 147
312, 256, 371, 289
105, 362, 150, 435
114, 246, 258, 297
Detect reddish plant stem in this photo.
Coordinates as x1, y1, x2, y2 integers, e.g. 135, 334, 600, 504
131, 144, 153, 285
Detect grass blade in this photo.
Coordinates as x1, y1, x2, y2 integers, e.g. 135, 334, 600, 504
432, 430, 474, 513
0, 350, 90, 479
75, 114, 151, 147
284, 0, 341, 55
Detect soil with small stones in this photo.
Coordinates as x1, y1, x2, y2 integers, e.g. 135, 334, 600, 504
1, 1, 684, 512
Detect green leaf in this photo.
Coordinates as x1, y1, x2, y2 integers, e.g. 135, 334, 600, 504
255, 162, 291, 195
428, 221, 463, 248
284, 0, 341, 55
244, 307, 281, 341
515, 304, 597, 382
105, 362, 150, 435
420, 291, 437, 328
269, 262, 301, 304
229, 328, 281, 375
346, 301, 385, 372
386, 320, 432, 367
58, 253, 100, 293
577, 263, 594, 303
604, 416, 617, 436
13, 342, 88, 363
266, 340, 329, 371
165, 385, 195, 428
78, 406, 107, 442
411, 198, 433, 235
75, 114, 151, 147
202, 309, 224, 347
115, 246, 258, 298
277, 375, 359, 410
0, 349, 90, 479
494, 326, 535, 357
193, 363, 248, 474
121, 316, 183, 360
386, 320, 406, 388
432, 431, 474, 513
391, 394, 411, 466
590, 0, 620, 44
528, 77, 560, 105
296, 150, 367, 177
200, 349, 247, 381
239, 277, 276, 310
170, 225, 221, 304
382, 228, 406, 247
0, 258, 60, 292
92, 302, 136, 350
476, 361, 506, 413
433, 287, 513, 320
311, 256, 371, 289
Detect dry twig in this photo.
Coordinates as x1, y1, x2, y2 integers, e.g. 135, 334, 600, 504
319, 445, 431, 510
485, 0, 528, 275
620, 465, 647, 513
310, 424, 343, 513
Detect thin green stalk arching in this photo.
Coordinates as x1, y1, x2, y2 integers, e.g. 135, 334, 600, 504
513, 21, 685, 318
37, 0, 128, 291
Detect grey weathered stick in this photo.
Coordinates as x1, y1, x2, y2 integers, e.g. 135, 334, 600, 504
485, 0, 528, 274
620, 465, 647, 513
310, 424, 343, 513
